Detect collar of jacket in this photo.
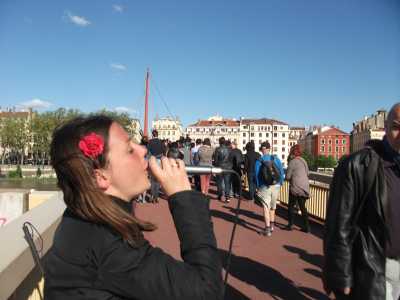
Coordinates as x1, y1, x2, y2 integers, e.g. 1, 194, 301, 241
110, 195, 133, 214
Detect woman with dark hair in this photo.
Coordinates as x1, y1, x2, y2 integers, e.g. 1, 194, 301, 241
197, 138, 213, 196
285, 144, 310, 232
44, 115, 222, 299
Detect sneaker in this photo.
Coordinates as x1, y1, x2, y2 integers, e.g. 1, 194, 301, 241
266, 227, 272, 237
270, 223, 274, 232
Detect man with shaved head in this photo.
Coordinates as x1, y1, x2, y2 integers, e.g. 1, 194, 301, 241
323, 103, 400, 300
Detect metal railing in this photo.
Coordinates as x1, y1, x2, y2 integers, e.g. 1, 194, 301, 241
279, 180, 329, 221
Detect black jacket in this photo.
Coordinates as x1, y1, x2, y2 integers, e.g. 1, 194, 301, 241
229, 148, 244, 174
44, 191, 222, 300
243, 150, 260, 174
213, 145, 232, 169
323, 141, 389, 300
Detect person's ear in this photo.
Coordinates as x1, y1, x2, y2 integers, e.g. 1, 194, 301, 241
94, 169, 110, 190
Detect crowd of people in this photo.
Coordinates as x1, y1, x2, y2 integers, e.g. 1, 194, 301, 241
139, 129, 311, 238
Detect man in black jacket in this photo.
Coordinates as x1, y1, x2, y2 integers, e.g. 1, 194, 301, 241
323, 103, 400, 300
228, 141, 243, 198
213, 137, 232, 202
147, 130, 166, 202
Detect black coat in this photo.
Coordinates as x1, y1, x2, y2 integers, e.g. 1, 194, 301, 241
323, 141, 389, 300
228, 148, 244, 174
243, 150, 260, 175
44, 191, 223, 300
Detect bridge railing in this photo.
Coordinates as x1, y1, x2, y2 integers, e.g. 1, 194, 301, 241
279, 180, 329, 221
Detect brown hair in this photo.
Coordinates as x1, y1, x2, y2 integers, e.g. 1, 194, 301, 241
290, 144, 302, 157
50, 115, 155, 247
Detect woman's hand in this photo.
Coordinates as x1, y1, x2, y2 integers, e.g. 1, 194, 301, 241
149, 156, 191, 197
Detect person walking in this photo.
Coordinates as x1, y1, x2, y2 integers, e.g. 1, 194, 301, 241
255, 141, 285, 236
285, 144, 310, 233
323, 103, 400, 300
147, 129, 166, 203
228, 141, 244, 198
197, 138, 213, 196
243, 141, 260, 201
213, 137, 232, 203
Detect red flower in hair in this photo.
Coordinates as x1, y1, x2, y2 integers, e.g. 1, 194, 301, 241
78, 133, 104, 159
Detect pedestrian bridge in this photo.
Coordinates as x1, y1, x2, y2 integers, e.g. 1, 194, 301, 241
0, 177, 331, 300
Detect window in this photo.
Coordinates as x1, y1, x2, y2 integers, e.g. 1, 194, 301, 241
342, 139, 346, 144
336, 146, 339, 152
250, 133, 254, 137
273, 147, 278, 152
280, 126, 283, 130
250, 126, 254, 130
274, 133, 278, 137
328, 139, 332, 145
321, 139, 325, 144
282, 133, 286, 137
266, 133, 269, 137
335, 139, 339, 144
273, 140, 277, 145
243, 132, 246, 137
259, 140, 262, 144
282, 154, 285, 159
321, 146, 325, 152
196, 128, 200, 132
274, 126, 278, 131
328, 146, 332, 153
243, 140, 246, 144
282, 140, 285, 145
243, 125, 248, 130
282, 147, 285, 152
259, 133, 262, 137
342, 146, 346, 152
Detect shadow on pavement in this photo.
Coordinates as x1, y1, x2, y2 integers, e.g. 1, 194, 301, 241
210, 209, 263, 234
220, 249, 327, 300
283, 245, 323, 269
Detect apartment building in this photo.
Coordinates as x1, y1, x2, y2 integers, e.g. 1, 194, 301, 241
185, 115, 240, 146
289, 126, 306, 148
299, 126, 350, 161
351, 109, 386, 153
152, 116, 184, 142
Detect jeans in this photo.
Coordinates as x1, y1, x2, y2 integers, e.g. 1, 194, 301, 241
288, 193, 309, 230
247, 172, 256, 200
216, 173, 231, 198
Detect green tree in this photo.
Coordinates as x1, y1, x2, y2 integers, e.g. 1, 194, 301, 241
301, 151, 315, 170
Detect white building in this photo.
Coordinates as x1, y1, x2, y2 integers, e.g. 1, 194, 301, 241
239, 118, 290, 166
152, 117, 184, 142
186, 116, 290, 166
351, 109, 386, 153
185, 115, 240, 147
127, 119, 142, 143
289, 126, 306, 149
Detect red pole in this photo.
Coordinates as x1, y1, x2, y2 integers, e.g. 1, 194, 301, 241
144, 68, 150, 138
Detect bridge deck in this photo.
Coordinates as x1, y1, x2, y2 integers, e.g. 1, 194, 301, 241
136, 190, 330, 300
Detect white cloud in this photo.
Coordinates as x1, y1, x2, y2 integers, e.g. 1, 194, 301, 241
114, 106, 137, 115
20, 98, 53, 109
113, 5, 124, 13
65, 11, 91, 27
110, 63, 127, 71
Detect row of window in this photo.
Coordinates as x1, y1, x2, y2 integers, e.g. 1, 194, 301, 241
244, 132, 286, 138
241, 125, 287, 131
320, 138, 346, 145
320, 146, 347, 153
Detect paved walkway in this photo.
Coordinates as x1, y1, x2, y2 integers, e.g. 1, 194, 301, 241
135, 190, 330, 300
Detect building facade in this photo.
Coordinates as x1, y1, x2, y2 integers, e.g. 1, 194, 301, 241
152, 117, 184, 142
186, 116, 291, 166
185, 115, 240, 147
288, 126, 306, 149
299, 126, 350, 161
351, 109, 386, 153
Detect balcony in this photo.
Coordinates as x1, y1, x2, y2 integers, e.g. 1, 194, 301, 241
1, 173, 332, 299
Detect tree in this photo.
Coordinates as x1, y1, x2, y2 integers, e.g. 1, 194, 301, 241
301, 151, 315, 170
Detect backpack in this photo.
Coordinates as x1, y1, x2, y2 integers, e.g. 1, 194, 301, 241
259, 156, 281, 185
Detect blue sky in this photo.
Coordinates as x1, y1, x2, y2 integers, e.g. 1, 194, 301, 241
0, 0, 399, 132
